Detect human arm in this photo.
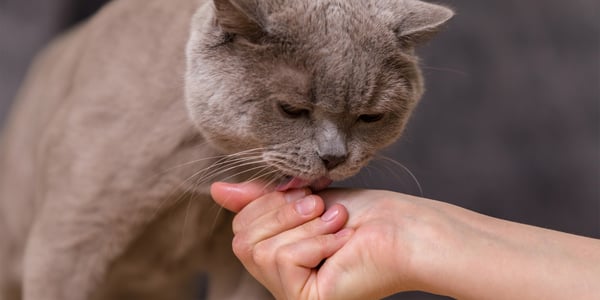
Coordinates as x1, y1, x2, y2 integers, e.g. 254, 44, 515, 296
211, 182, 600, 300
323, 188, 600, 300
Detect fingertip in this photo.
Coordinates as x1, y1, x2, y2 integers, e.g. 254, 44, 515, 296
211, 181, 271, 212
293, 195, 322, 217
284, 188, 312, 203
210, 182, 241, 212
210, 182, 235, 204
209, 182, 229, 200
321, 203, 349, 224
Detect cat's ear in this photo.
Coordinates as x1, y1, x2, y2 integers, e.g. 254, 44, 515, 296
213, 0, 265, 41
394, 1, 454, 48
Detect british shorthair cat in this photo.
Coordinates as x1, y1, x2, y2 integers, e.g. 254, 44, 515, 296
0, 0, 452, 299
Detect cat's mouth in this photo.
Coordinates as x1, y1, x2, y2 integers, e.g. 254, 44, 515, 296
276, 176, 333, 192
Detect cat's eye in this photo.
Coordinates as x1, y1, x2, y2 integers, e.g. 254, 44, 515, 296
278, 102, 309, 119
358, 114, 385, 123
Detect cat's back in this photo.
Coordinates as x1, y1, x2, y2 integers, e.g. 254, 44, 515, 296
0, 0, 207, 294
0, 0, 204, 259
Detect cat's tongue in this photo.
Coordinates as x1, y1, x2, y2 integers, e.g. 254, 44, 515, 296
276, 176, 333, 192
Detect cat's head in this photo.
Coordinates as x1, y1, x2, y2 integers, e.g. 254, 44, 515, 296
185, 0, 453, 188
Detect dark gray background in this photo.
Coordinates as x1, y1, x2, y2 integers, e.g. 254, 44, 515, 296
1, 0, 598, 299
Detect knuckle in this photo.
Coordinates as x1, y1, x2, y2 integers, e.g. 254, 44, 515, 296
314, 234, 331, 245
297, 218, 322, 237
252, 241, 273, 265
273, 207, 291, 228
323, 234, 343, 257
232, 215, 245, 235
304, 219, 320, 233
276, 244, 296, 263
231, 234, 251, 260
274, 243, 298, 265
311, 235, 333, 256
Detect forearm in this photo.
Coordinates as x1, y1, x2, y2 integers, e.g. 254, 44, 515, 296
414, 199, 600, 299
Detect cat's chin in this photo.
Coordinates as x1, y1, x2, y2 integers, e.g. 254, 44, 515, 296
276, 176, 333, 192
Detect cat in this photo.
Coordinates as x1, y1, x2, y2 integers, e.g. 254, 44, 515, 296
0, 0, 452, 299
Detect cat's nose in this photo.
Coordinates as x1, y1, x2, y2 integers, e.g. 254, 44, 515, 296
320, 153, 347, 170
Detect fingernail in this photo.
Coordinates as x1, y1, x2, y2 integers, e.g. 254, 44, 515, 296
321, 207, 339, 222
285, 188, 309, 203
295, 196, 317, 216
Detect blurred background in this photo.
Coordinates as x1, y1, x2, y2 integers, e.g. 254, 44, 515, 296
1, 0, 598, 299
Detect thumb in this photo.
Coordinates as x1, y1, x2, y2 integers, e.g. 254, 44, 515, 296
210, 181, 274, 213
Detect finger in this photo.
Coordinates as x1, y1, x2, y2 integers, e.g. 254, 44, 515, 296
236, 188, 312, 228
235, 204, 350, 297
233, 193, 324, 242
210, 181, 274, 212
241, 203, 349, 287
255, 203, 349, 252
276, 229, 355, 299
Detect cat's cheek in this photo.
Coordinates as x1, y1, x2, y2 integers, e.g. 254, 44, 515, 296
357, 122, 406, 149
198, 124, 262, 154
328, 165, 364, 181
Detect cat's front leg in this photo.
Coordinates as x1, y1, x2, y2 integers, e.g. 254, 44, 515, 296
22, 190, 164, 300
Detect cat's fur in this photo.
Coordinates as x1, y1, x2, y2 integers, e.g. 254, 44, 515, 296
0, 0, 452, 299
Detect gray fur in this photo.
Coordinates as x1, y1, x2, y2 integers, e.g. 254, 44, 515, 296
187, 0, 453, 181
0, 0, 452, 299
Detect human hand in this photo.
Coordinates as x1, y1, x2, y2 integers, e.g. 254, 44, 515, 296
212, 182, 600, 300
211, 182, 432, 300
211, 182, 352, 299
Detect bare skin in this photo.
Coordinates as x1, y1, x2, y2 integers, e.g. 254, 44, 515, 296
211, 182, 600, 300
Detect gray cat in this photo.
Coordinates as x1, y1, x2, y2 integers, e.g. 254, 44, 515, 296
0, 0, 452, 299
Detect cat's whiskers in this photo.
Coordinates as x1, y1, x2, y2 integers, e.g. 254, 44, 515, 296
150, 148, 266, 220
374, 154, 423, 196
421, 65, 469, 77
171, 150, 275, 242
174, 149, 281, 231
266, 158, 309, 178
159, 147, 266, 175
176, 153, 265, 190
177, 193, 195, 255
202, 163, 270, 186
187, 156, 265, 186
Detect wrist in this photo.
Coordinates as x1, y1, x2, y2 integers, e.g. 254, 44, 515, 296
361, 193, 462, 295
395, 197, 472, 297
